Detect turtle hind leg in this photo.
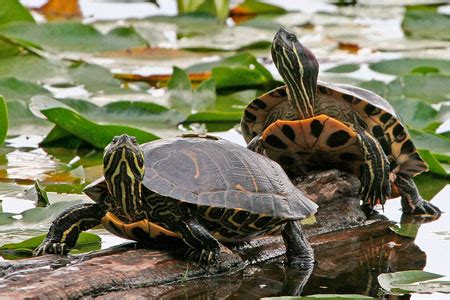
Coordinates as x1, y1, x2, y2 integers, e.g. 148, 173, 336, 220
396, 173, 441, 216
281, 221, 314, 270
356, 128, 391, 209
177, 218, 221, 265
34, 203, 107, 256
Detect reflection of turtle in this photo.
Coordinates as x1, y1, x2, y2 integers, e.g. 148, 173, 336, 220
34, 134, 317, 266
241, 28, 440, 216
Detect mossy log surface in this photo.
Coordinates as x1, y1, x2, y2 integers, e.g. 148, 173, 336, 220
0, 170, 413, 299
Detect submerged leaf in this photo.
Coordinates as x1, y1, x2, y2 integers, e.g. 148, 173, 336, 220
378, 270, 448, 294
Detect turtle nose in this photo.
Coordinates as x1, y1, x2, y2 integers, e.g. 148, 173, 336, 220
116, 134, 133, 146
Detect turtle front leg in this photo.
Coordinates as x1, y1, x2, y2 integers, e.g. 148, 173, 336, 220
281, 221, 314, 270
34, 203, 107, 256
396, 173, 441, 216
356, 129, 391, 211
247, 134, 265, 154
177, 218, 221, 265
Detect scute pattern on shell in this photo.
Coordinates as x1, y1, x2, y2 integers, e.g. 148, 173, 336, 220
141, 136, 317, 219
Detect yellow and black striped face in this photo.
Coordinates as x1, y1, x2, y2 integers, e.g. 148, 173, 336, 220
271, 28, 318, 120
103, 134, 145, 220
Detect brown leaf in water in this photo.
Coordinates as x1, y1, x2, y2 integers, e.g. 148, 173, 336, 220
338, 42, 361, 54
36, 0, 82, 20
115, 72, 211, 88
100, 47, 203, 60
229, 7, 257, 24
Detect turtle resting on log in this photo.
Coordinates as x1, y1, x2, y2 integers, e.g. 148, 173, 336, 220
241, 28, 441, 217
34, 134, 317, 268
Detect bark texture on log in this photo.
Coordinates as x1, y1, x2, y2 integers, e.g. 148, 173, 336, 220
0, 170, 408, 299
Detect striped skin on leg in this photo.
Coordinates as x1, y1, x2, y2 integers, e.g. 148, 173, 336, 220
34, 203, 107, 256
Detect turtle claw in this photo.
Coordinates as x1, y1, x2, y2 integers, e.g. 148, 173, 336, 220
407, 199, 442, 217
185, 248, 220, 265
33, 240, 68, 256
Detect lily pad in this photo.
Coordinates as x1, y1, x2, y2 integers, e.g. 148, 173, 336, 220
30, 96, 160, 149
0, 0, 34, 26
402, 7, 450, 41
177, 0, 230, 23
359, 74, 450, 104
369, 58, 450, 76
324, 64, 360, 73
0, 22, 148, 52
388, 98, 438, 129
378, 270, 449, 294
0, 232, 101, 259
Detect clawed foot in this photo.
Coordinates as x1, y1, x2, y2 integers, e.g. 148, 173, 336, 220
404, 199, 442, 217
185, 248, 220, 265
33, 240, 69, 256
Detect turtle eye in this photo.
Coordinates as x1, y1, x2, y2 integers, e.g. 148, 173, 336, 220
112, 136, 118, 143
131, 137, 137, 144
287, 34, 297, 42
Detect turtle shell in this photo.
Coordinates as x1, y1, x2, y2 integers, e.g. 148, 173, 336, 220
83, 135, 317, 243
141, 135, 317, 220
241, 82, 428, 178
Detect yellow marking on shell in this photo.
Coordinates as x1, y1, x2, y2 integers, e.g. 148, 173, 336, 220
183, 149, 201, 179
235, 184, 248, 192
101, 212, 178, 240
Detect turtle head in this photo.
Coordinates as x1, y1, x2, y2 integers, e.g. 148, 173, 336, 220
103, 134, 145, 221
272, 28, 318, 119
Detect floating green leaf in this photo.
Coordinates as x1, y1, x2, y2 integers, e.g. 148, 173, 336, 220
0, 232, 101, 259
370, 58, 450, 76
177, 0, 230, 23
34, 180, 50, 208
390, 223, 419, 238
417, 150, 449, 177
410, 129, 450, 162
359, 74, 450, 104
188, 53, 275, 89
168, 67, 216, 114
232, 0, 287, 15
402, 8, 450, 41
378, 270, 449, 294
31, 96, 160, 149
0, 95, 8, 145
324, 64, 359, 73
389, 98, 438, 129
0, 0, 34, 26
0, 22, 147, 52
415, 173, 450, 199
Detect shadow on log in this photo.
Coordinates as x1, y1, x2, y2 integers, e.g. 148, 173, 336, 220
0, 170, 424, 299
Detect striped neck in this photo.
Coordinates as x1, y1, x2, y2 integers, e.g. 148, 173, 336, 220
271, 28, 318, 119
103, 135, 145, 222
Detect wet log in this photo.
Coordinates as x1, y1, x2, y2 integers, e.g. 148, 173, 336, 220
0, 170, 396, 299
